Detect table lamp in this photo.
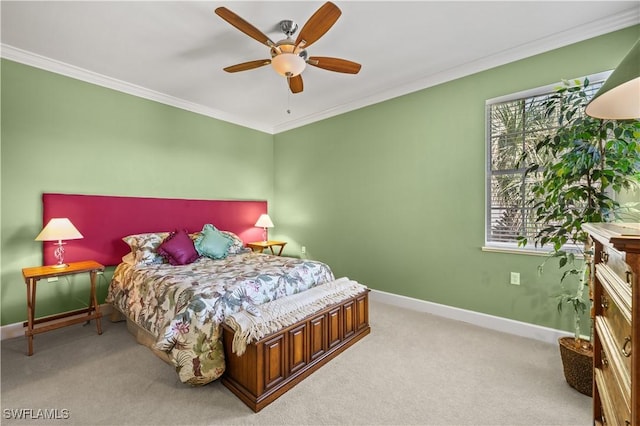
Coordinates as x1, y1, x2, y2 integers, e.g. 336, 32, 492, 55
255, 214, 274, 243
35, 218, 84, 268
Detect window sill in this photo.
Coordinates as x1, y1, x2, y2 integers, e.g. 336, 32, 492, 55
481, 246, 551, 257
481, 245, 585, 259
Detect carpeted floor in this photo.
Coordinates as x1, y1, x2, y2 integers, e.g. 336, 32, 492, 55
0, 300, 591, 425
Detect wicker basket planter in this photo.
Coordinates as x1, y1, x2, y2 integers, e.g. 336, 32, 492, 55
558, 336, 593, 396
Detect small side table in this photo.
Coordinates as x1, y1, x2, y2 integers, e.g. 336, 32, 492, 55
246, 241, 287, 256
22, 260, 105, 356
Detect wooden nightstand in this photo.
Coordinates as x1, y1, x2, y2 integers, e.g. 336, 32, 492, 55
21, 260, 105, 356
246, 240, 287, 256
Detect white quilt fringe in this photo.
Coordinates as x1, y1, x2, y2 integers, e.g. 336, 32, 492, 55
224, 277, 368, 356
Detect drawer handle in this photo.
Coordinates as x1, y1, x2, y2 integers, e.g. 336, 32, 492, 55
600, 295, 608, 310
600, 350, 608, 367
625, 270, 632, 286
600, 251, 609, 263
622, 336, 632, 357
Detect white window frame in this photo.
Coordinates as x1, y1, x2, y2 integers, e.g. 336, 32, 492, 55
483, 71, 611, 254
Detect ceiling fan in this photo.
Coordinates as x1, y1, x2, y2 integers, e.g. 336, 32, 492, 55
215, 2, 361, 94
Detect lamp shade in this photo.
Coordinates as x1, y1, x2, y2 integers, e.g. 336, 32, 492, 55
271, 53, 306, 77
35, 218, 83, 241
255, 214, 274, 228
585, 39, 640, 119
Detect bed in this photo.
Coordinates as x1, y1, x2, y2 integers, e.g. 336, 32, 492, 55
39, 193, 369, 403
107, 236, 335, 385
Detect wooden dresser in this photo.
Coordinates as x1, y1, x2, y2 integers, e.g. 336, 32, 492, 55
583, 223, 639, 426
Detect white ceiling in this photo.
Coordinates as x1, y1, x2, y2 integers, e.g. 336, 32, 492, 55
2, 1, 638, 134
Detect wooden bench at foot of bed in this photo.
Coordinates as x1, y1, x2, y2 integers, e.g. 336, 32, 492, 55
221, 287, 370, 412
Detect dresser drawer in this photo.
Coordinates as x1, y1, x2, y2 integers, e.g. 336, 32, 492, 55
596, 316, 631, 401
598, 243, 633, 300
597, 270, 632, 369
597, 264, 632, 316
595, 369, 631, 426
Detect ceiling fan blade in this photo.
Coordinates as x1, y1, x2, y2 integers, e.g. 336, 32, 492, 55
288, 75, 304, 94
223, 59, 271, 73
295, 2, 341, 49
307, 57, 361, 74
215, 7, 275, 48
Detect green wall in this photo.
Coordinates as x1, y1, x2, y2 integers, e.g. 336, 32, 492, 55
273, 26, 640, 332
1, 26, 638, 333
1, 60, 273, 325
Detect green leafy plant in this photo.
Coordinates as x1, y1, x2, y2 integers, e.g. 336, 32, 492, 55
517, 77, 640, 344
538, 251, 590, 345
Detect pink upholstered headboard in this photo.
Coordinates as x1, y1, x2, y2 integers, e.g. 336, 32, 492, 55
41, 193, 267, 266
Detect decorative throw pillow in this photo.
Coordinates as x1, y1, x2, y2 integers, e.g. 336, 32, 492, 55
157, 229, 200, 266
195, 224, 232, 259
220, 230, 250, 255
121, 252, 136, 265
122, 232, 169, 265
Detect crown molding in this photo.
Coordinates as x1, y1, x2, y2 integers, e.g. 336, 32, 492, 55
2, 9, 638, 135
273, 10, 639, 133
0, 44, 274, 134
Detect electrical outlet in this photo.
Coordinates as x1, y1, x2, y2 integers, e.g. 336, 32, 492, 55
301, 246, 306, 254
96, 271, 103, 275
510, 272, 520, 285
47, 276, 59, 282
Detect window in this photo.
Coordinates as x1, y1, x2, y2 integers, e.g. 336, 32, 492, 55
485, 73, 608, 250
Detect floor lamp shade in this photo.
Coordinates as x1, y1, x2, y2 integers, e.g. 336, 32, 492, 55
35, 218, 83, 267
585, 39, 640, 120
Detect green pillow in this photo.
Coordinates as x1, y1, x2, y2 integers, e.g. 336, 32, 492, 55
195, 224, 232, 259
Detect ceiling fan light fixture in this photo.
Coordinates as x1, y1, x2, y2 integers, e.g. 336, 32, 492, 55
271, 53, 306, 77
216, 2, 360, 92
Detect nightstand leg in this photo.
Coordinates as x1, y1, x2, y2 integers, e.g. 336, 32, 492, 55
89, 270, 102, 334
25, 278, 36, 356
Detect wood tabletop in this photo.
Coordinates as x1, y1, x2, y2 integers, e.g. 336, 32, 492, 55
22, 260, 104, 280
246, 240, 287, 248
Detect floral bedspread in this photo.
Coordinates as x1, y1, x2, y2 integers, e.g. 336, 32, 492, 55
106, 252, 334, 385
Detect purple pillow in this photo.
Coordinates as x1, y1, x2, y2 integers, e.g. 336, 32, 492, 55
157, 229, 199, 265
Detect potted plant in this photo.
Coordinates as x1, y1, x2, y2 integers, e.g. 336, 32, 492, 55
538, 250, 594, 396
517, 77, 640, 395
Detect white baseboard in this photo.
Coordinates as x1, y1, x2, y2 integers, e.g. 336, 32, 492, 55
369, 289, 571, 345
2, 294, 569, 345
1, 304, 113, 341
